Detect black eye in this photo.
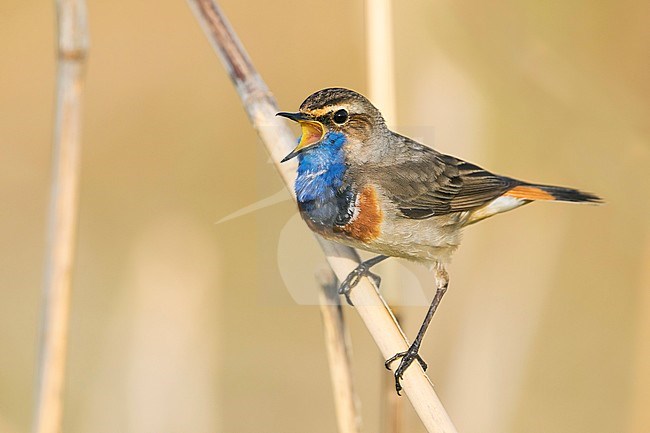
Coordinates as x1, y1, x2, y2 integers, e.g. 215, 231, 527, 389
332, 109, 349, 125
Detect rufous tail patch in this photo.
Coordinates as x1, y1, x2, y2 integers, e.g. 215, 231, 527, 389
505, 185, 555, 201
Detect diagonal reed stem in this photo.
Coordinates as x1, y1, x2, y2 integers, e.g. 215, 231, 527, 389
33, 2, 88, 433
186, 1, 457, 431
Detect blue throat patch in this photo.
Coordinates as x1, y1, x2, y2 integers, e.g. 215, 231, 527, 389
295, 131, 347, 205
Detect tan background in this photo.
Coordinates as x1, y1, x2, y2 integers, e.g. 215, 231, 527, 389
1, 1, 649, 432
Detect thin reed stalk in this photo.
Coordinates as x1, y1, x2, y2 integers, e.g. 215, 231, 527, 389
316, 269, 361, 433
364, 1, 405, 431
33, 2, 88, 433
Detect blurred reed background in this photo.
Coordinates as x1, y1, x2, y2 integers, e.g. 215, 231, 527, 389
1, 1, 649, 432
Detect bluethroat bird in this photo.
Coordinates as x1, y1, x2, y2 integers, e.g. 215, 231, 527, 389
277, 87, 601, 394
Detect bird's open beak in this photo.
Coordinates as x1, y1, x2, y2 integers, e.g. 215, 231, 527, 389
276, 112, 325, 162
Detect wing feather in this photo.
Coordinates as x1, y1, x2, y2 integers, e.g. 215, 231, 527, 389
379, 141, 515, 219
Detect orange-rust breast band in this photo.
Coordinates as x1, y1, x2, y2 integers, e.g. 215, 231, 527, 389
340, 186, 383, 242
504, 185, 556, 201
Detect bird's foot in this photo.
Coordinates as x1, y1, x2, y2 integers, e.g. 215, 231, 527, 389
338, 265, 381, 306
385, 343, 428, 395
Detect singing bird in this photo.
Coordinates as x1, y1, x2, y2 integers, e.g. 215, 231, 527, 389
277, 88, 600, 394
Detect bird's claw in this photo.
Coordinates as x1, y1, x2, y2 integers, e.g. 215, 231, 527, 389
385, 345, 428, 395
338, 264, 381, 306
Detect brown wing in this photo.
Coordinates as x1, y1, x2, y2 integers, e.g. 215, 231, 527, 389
380, 144, 516, 219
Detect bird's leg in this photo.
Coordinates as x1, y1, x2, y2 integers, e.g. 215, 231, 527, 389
385, 264, 449, 395
338, 255, 389, 305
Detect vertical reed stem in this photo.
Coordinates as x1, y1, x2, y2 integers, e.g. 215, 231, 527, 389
33, 2, 88, 433
317, 269, 362, 433
365, 2, 404, 431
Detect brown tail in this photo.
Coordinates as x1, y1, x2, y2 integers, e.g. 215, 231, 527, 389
505, 184, 602, 203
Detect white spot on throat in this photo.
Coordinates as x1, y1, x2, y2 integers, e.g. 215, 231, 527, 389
303, 169, 328, 180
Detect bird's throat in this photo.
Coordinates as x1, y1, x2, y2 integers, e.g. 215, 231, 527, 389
294, 132, 350, 230
295, 132, 347, 203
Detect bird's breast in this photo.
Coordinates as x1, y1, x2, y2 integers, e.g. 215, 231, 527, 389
298, 183, 385, 253
297, 181, 384, 245
333, 186, 383, 243
295, 132, 352, 233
